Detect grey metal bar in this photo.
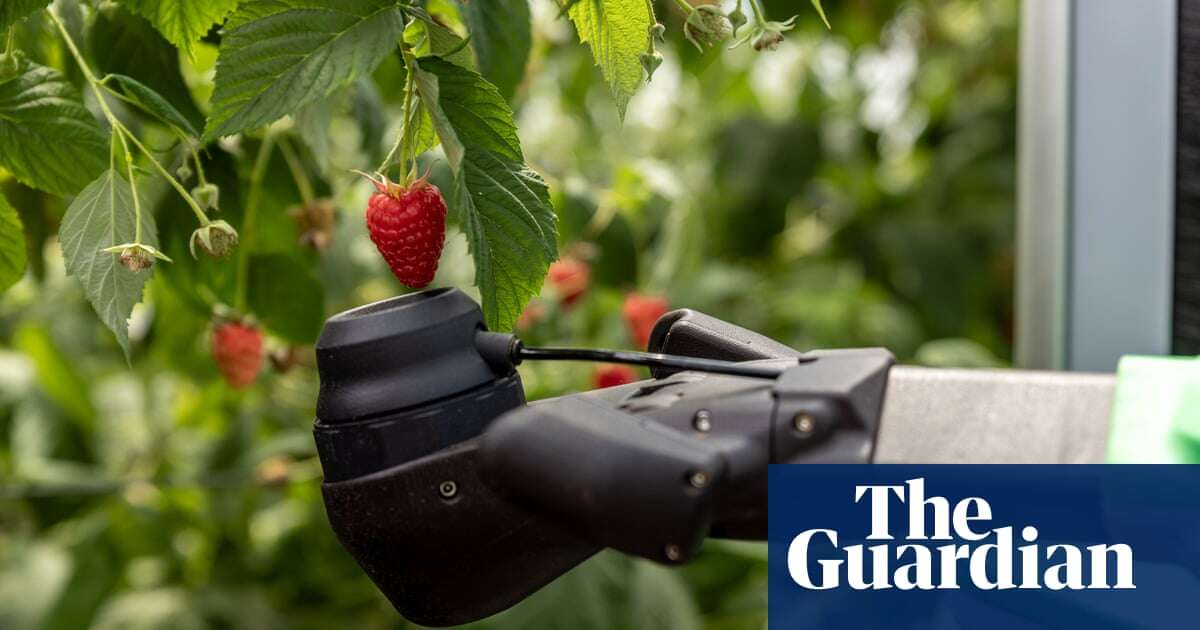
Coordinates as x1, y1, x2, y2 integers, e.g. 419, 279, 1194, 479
1016, 0, 1177, 371
1015, 0, 1072, 370
875, 366, 1114, 464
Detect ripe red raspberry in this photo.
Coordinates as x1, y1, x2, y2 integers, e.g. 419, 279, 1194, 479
593, 364, 638, 389
547, 257, 590, 307
363, 173, 447, 288
212, 322, 264, 389
622, 292, 670, 349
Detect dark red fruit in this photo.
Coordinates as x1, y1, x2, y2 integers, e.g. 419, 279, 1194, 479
364, 174, 447, 288
547, 257, 590, 307
212, 322, 264, 389
593, 364, 638, 389
622, 292, 670, 349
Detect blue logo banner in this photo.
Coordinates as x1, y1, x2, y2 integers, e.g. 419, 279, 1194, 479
768, 465, 1200, 629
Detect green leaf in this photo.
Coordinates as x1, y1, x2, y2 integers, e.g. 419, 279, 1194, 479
0, 192, 26, 293
627, 563, 702, 630
0, 0, 49, 31
405, 8, 475, 70
0, 58, 107, 195
106, 74, 199, 138
90, 4, 205, 132
811, 0, 831, 29
119, 0, 239, 59
455, 0, 532, 99
415, 57, 557, 331
204, 0, 406, 141
59, 169, 158, 358
567, 0, 652, 119
247, 254, 324, 343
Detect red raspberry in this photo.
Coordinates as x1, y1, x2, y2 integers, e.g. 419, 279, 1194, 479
547, 257, 590, 307
212, 322, 264, 389
593, 364, 638, 389
363, 173, 447, 289
622, 292, 670, 349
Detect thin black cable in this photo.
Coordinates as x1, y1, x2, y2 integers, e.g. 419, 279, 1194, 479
514, 346, 793, 379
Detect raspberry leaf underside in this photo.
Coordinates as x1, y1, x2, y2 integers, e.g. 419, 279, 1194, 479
414, 57, 558, 332
60, 169, 160, 358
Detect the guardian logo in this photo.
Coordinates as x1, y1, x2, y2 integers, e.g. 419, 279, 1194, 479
787, 478, 1136, 591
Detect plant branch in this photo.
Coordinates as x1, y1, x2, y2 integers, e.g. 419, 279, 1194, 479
48, 8, 210, 232
279, 137, 315, 205
235, 135, 275, 313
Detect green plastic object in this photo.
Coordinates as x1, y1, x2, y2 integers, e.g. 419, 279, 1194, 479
1106, 355, 1200, 463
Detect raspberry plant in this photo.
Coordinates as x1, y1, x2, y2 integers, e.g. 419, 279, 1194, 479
0, 0, 824, 356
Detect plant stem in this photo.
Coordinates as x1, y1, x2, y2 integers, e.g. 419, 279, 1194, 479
279, 137, 315, 205
49, 8, 211, 230
235, 135, 275, 313
127, 151, 143, 243
47, 9, 149, 242
121, 125, 210, 225
672, 0, 695, 15
5, 26, 14, 56
749, 0, 767, 23
190, 144, 209, 186
380, 53, 421, 180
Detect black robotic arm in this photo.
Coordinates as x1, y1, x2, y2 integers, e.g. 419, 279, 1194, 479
312, 289, 892, 627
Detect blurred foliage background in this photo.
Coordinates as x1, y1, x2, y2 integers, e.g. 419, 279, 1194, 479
0, 0, 1018, 628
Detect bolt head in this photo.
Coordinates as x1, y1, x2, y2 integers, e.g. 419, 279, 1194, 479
693, 410, 712, 432
689, 471, 709, 489
793, 413, 816, 435
438, 480, 458, 499
664, 544, 682, 561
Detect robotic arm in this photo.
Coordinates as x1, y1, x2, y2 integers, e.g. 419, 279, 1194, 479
312, 288, 892, 627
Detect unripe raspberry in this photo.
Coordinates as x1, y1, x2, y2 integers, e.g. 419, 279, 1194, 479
190, 220, 238, 258
684, 5, 733, 51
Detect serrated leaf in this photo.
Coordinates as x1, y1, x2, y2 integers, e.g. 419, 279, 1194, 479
455, 0, 531, 99
0, 0, 49, 31
90, 4, 205, 131
0, 58, 107, 195
0, 192, 27, 292
204, 0, 406, 141
59, 169, 158, 358
405, 8, 475, 70
568, 0, 652, 119
120, 0, 239, 59
106, 74, 199, 138
247, 254, 324, 343
415, 57, 557, 331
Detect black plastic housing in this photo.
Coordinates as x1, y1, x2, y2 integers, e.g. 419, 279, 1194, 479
313, 290, 894, 627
